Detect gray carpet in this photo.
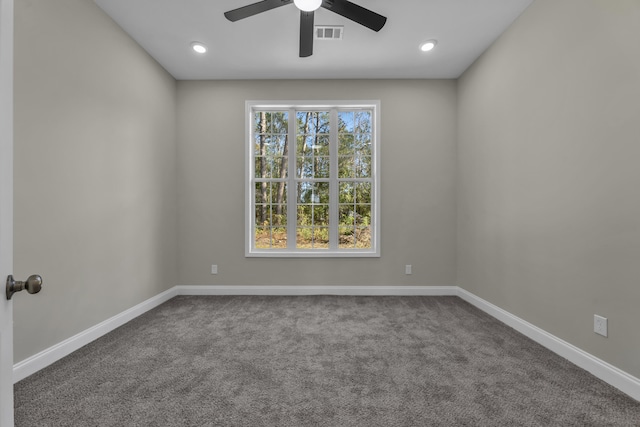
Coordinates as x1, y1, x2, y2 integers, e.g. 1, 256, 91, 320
14, 296, 640, 426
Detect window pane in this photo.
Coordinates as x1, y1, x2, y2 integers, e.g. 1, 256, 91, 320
313, 205, 329, 225
255, 205, 265, 226
268, 156, 287, 179
257, 157, 270, 179
354, 111, 372, 133
297, 183, 330, 204
355, 134, 371, 154
254, 155, 267, 178
312, 135, 330, 156
296, 228, 311, 248
339, 225, 356, 249
355, 226, 372, 248
255, 182, 271, 205
339, 182, 354, 203
255, 227, 271, 249
338, 156, 354, 178
313, 228, 330, 248
255, 204, 271, 226
297, 205, 311, 226
297, 156, 313, 179
255, 225, 288, 249
297, 204, 329, 226
297, 112, 309, 134
314, 157, 330, 178
316, 182, 329, 203
338, 204, 359, 249
274, 183, 288, 205
339, 205, 354, 224
297, 135, 313, 156
254, 199, 288, 249
338, 111, 355, 133
255, 155, 288, 179
271, 227, 287, 247
296, 227, 330, 249
355, 204, 371, 226
256, 182, 288, 206
272, 112, 289, 134
279, 156, 289, 179
297, 111, 330, 134
355, 155, 371, 178
339, 134, 355, 154
254, 134, 263, 152
254, 111, 289, 134
265, 135, 288, 156
297, 182, 313, 204
273, 205, 287, 226
355, 183, 371, 204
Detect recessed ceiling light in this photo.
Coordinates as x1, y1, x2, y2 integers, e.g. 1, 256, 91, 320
191, 42, 207, 54
420, 40, 437, 52
294, 0, 322, 12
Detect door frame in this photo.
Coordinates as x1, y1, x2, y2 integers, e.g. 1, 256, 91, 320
0, 0, 15, 425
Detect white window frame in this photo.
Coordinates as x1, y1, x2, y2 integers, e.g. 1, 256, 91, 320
245, 100, 381, 258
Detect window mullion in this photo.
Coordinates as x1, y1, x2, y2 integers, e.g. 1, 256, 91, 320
287, 108, 297, 248
329, 108, 339, 250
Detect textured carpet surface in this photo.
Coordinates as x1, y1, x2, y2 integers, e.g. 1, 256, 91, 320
14, 296, 640, 426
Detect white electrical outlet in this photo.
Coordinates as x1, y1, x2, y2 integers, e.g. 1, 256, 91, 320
211, 264, 218, 275
405, 265, 412, 275
594, 315, 608, 337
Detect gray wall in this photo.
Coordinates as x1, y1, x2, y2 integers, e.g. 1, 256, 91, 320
457, 0, 640, 378
12, 0, 640, 385
177, 80, 457, 287
13, 0, 178, 362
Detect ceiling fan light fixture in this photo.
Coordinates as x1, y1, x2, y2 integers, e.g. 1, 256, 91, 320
224, 0, 387, 57
294, 0, 322, 12
191, 42, 207, 54
420, 40, 437, 52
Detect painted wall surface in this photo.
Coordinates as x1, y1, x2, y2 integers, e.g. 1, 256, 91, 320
177, 80, 457, 287
457, 0, 640, 377
12, 0, 639, 389
13, 0, 178, 362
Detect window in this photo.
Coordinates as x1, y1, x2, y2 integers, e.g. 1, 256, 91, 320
246, 101, 380, 257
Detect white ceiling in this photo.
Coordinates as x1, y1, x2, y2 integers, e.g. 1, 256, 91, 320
94, 0, 533, 80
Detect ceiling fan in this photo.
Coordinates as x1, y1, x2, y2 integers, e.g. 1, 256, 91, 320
224, 0, 387, 58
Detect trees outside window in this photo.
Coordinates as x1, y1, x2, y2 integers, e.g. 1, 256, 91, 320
246, 101, 380, 257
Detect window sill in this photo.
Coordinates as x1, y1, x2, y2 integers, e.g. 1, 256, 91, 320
246, 250, 380, 258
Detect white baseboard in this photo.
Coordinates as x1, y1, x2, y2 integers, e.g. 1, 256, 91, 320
13, 284, 640, 403
457, 288, 640, 402
13, 287, 178, 383
176, 285, 458, 296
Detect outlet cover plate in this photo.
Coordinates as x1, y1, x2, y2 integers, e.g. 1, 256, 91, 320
594, 315, 608, 337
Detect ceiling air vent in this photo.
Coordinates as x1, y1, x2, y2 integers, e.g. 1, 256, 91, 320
315, 25, 344, 40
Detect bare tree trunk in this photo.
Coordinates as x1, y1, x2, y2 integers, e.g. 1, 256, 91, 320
275, 134, 288, 223
297, 112, 311, 201
259, 112, 268, 224
313, 113, 320, 181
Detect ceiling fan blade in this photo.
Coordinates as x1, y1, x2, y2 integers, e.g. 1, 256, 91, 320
224, 0, 292, 22
299, 11, 314, 57
322, 0, 386, 32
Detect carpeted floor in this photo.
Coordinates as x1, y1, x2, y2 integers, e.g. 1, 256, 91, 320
14, 296, 640, 426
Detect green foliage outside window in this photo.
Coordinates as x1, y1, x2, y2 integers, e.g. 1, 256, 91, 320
253, 108, 373, 250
